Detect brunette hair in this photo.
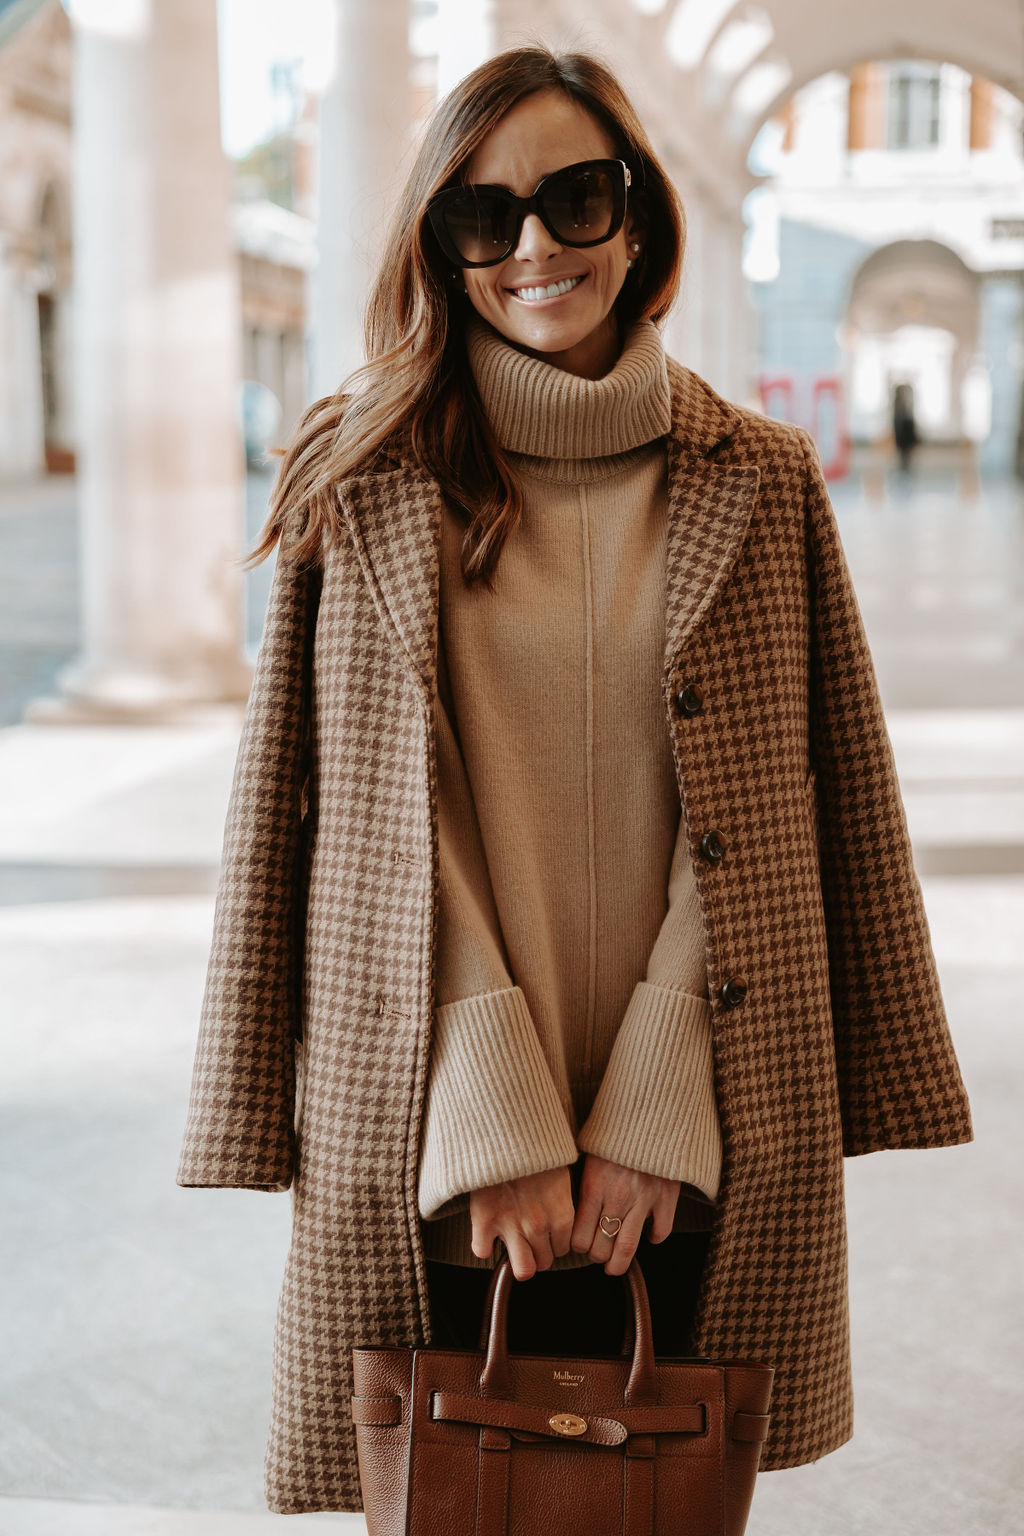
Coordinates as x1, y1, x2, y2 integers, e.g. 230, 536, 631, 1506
247, 42, 686, 586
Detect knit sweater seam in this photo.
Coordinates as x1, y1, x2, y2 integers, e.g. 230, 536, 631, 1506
581, 481, 598, 1083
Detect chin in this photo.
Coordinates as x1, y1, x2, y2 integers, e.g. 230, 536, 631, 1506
501, 307, 604, 350
512, 321, 591, 349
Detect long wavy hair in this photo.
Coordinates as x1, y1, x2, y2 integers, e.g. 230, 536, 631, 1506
247, 43, 686, 587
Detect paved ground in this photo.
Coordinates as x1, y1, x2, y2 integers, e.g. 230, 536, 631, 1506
1, 461, 1022, 1533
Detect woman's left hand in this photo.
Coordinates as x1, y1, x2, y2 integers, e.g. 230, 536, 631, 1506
569, 1152, 681, 1275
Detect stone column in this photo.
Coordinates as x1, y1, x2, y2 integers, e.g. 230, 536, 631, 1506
435, 0, 495, 100
307, 0, 414, 399
695, 201, 750, 404
701, 203, 726, 390
663, 178, 705, 375
723, 208, 753, 405
29, 0, 250, 723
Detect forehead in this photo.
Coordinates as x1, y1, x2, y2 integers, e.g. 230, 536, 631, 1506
464, 90, 616, 191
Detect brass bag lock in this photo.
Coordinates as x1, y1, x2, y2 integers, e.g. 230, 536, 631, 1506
548, 1412, 588, 1436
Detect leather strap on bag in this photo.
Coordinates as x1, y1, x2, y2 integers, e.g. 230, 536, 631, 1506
477, 1426, 510, 1536
354, 1389, 766, 1445
430, 1389, 707, 1443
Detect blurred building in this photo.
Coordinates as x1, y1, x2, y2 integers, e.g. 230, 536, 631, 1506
0, 0, 73, 476
1, 0, 1022, 719
0, 0, 312, 481
6, 0, 1022, 482
747, 61, 1024, 473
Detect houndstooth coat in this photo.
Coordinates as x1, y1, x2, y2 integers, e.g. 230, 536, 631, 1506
176, 354, 973, 1515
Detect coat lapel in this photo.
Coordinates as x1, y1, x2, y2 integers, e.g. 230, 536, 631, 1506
338, 352, 761, 694
339, 465, 444, 698
662, 357, 761, 671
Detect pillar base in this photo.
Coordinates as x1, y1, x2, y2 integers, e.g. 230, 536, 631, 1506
24, 657, 255, 727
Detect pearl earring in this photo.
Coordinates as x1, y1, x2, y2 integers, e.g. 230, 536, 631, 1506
626, 241, 640, 270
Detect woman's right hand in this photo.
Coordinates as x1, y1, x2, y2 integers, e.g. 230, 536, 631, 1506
469, 1166, 576, 1280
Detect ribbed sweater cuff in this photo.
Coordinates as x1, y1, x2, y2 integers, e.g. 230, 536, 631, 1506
576, 982, 722, 1199
418, 985, 579, 1222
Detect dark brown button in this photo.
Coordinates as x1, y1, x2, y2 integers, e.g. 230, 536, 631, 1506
719, 975, 748, 1008
673, 682, 704, 717
700, 830, 726, 864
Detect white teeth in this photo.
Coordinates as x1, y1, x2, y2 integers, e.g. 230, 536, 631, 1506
510, 275, 584, 302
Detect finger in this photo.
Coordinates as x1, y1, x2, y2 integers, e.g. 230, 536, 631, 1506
471, 1219, 496, 1262
569, 1182, 607, 1252
518, 1206, 555, 1271
601, 1204, 649, 1276
549, 1209, 575, 1258
587, 1195, 643, 1261
501, 1227, 539, 1282
573, 1172, 636, 1253
644, 1213, 668, 1245
516, 1189, 559, 1269
526, 1226, 555, 1272
646, 1185, 678, 1244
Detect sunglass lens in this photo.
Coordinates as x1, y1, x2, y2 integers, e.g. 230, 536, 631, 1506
435, 162, 622, 264
542, 165, 617, 243
442, 190, 514, 265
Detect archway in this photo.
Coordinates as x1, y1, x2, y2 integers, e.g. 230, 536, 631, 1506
845, 238, 981, 444
737, 52, 1023, 472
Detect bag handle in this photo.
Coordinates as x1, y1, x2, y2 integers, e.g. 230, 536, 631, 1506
475, 1248, 635, 1359
477, 1253, 659, 1405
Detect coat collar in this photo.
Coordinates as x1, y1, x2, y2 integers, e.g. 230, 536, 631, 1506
338, 354, 761, 699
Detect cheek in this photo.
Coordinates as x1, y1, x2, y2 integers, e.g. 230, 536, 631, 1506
465, 273, 503, 309
603, 242, 628, 280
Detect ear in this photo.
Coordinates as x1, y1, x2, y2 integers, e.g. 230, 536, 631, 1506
624, 187, 650, 249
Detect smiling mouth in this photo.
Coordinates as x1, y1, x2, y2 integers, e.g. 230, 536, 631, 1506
506, 274, 587, 304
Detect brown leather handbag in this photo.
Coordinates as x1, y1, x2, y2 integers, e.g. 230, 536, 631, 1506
351, 1252, 774, 1535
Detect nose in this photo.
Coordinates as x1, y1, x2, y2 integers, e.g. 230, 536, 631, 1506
513, 210, 562, 263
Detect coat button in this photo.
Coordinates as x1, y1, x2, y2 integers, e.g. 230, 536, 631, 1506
673, 682, 704, 717
719, 975, 748, 1008
700, 830, 726, 864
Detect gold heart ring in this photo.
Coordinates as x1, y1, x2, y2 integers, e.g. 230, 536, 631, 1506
599, 1214, 623, 1237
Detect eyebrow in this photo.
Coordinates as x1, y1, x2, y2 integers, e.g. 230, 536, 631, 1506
461, 176, 521, 192
462, 170, 556, 193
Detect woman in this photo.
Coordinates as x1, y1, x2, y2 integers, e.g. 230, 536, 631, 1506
176, 46, 973, 1518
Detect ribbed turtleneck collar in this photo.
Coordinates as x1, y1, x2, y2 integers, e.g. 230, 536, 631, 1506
465, 312, 672, 465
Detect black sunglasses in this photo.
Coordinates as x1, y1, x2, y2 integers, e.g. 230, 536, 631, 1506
426, 157, 632, 269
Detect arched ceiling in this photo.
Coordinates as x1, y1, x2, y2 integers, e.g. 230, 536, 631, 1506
740, 0, 1023, 132
648, 0, 1024, 153
506, 0, 1024, 192
848, 238, 981, 345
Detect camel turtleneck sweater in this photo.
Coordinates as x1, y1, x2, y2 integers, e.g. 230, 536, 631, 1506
417, 311, 722, 1271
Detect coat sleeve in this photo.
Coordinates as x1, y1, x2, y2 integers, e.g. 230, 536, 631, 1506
417, 648, 579, 1224
796, 425, 973, 1156
575, 806, 723, 1201
176, 530, 321, 1191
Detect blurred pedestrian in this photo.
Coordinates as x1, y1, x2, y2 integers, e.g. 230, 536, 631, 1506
893, 379, 919, 472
